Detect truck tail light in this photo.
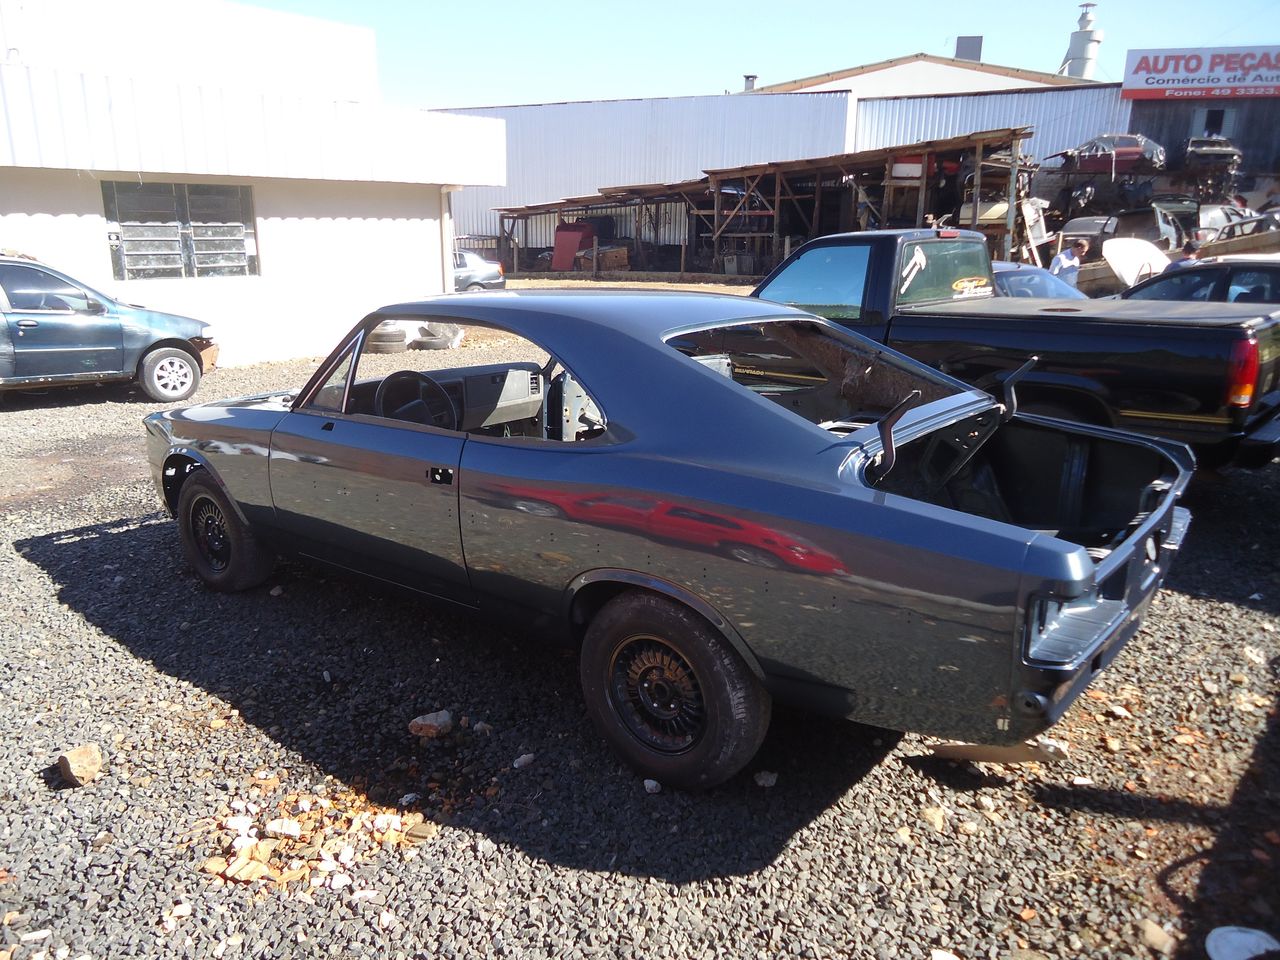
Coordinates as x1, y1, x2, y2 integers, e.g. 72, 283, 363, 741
937, 229, 960, 238
1227, 338, 1259, 407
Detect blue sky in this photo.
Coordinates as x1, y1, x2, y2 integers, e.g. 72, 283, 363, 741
252, 0, 1276, 109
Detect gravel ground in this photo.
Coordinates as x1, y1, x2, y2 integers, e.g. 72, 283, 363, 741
0, 343, 1277, 960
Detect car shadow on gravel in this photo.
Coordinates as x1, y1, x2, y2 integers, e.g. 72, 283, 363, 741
1171, 681, 1280, 957
0, 382, 147, 409
1029, 680, 1279, 955
1166, 469, 1280, 614
16, 513, 897, 882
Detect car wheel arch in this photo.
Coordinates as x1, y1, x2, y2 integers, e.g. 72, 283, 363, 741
564, 570, 766, 682
160, 454, 249, 527
137, 338, 203, 377
1016, 388, 1112, 426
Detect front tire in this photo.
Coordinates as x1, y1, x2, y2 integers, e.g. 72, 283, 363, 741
177, 473, 275, 592
580, 591, 770, 790
140, 347, 201, 402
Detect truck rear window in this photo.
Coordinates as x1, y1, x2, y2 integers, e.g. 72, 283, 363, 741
754, 245, 870, 321
897, 240, 993, 306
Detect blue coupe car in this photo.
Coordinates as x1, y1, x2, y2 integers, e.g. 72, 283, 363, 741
144, 292, 1191, 788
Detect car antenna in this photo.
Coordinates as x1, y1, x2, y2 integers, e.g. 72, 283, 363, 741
866, 390, 921, 485
1001, 356, 1038, 422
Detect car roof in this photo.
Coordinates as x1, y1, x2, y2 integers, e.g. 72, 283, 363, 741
991, 261, 1049, 273
354, 290, 984, 467
370, 289, 799, 343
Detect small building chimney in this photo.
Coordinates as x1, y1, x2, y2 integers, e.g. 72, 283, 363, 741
955, 36, 983, 61
1058, 3, 1103, 79
743, 74, 757, 92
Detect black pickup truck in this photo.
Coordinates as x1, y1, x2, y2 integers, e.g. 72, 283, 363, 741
752, 229, 1280, 467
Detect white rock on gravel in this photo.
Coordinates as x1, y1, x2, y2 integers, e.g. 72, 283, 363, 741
408, 710, 454, 739
512, 753, 535, 769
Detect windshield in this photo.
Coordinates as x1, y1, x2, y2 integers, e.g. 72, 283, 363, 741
993, 266, 1088, 300
896, 240, 994, 306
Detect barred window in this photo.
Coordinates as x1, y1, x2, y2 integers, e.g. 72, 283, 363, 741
102, 182, 259, 280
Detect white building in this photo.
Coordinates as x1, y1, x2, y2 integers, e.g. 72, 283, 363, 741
447, 53, 1106, 243
0, 0, 505, 365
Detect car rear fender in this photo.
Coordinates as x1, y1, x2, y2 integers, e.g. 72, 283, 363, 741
564, 569, 766, 682
159, 449, 250, 526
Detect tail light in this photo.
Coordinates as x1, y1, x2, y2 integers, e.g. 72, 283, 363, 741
1227, 338, 1260, 407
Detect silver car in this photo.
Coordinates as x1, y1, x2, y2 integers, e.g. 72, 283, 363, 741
453, 250, 505, 292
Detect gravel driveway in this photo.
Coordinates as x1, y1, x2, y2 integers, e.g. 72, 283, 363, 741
0, 347, 1276, 960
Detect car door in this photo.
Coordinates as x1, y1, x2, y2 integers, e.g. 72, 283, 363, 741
0, 263, 123, 378
452, 252, 474, 292
267, 337, 473, 603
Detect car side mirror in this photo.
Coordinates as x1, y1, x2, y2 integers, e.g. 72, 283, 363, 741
83, 298, 105, 314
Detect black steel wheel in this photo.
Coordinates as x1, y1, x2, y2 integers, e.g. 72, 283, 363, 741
580, 591, 770, 790
609, 636, 705, 754
176, 472, 275, 592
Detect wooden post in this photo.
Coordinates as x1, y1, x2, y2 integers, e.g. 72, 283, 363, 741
591, 236, 599, 278
1004, 140, 1020, 260
811, 176, 823, 239
970, 141, 984, 229
711, 176, 722, 270
513, 234, 520, 274
680, 238, 686, 275
915, 152, 929, 227
772, 173, 782, 267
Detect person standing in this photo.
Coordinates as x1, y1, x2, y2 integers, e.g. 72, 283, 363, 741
1049, 240, 1088, 288
1163, 240, 1202, 272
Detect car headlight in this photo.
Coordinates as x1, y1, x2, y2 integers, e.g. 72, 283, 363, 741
197, 325, 218, 340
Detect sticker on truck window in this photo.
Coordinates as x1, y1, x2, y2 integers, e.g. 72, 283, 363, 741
899, 245, 927, 295
952, 276, 991, 297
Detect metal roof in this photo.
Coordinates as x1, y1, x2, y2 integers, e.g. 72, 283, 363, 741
754, 53, 1091, 93
494, 128, 1032, 218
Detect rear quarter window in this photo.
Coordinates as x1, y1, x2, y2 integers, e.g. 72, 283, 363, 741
755, 244, 871, 322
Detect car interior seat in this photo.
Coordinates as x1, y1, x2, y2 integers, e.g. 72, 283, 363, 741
1233, 286, 1267, 303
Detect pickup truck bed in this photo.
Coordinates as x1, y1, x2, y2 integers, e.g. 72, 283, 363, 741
754, 229, 1280, 466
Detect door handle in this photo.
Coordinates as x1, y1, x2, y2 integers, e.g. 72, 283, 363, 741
428, 467, 454, 485
16, 320, 38, 328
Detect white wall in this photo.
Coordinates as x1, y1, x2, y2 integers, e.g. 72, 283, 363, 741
0, 168, 446, 366
0, 0, 379, 102
0, 63, 506, 187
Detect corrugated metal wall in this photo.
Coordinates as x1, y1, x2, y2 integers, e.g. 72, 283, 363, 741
448, 92, 852, 240
856, 85, 1130, 164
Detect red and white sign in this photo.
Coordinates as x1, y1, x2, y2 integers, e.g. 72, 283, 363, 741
1122, 46, 1280, 100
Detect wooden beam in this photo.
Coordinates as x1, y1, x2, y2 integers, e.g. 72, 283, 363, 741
970, 141, 984, 230
915, 152, 929, 227
1004, 138, 1020, 259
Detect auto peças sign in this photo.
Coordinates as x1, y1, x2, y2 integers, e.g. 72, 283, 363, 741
1122, 46, 1280, 100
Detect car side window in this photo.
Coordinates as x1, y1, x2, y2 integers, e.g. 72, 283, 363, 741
307, 321, 607, 442
1127, 270, 1222, 302
1227, 269, 1278, 304
0, 264, 96, 313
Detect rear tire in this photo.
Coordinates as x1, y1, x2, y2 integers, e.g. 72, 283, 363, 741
140, 347, 201, 402
465, 283, 485, 292
580, 591, 770, 790
177, 473, 275, 592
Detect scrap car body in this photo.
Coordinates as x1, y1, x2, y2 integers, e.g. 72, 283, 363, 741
144, 292, 1192, 787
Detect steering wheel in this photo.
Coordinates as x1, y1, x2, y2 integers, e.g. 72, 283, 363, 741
373, 370, 459, 430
